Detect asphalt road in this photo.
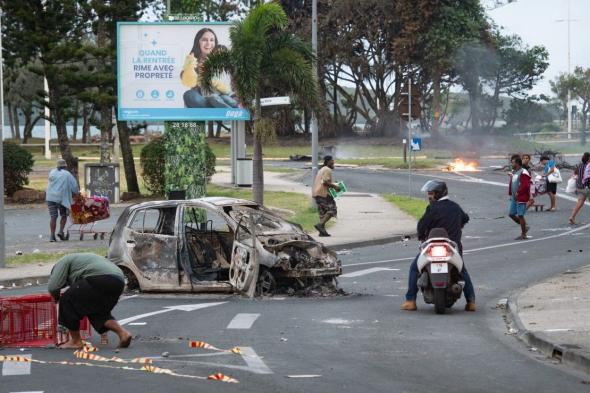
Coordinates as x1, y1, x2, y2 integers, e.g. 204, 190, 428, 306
3, 166, 590, 392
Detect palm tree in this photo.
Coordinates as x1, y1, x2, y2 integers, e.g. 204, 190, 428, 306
201, 2, 317, 205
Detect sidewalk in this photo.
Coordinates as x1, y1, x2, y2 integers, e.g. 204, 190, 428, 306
211, 166, 416, 249
508, 264, 590, 374
0, 167, 417, 290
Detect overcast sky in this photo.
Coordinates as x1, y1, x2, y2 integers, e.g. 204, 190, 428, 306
488, 0, 590, 95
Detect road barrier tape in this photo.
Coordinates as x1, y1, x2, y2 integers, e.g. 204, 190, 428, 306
82, 342, 98, 352
188, 340, 219, 350
73, 351, 152, 364
0, 355, 238, 383
208, 372, 239, 383
0, 355, 32, 362
188, 340, 243, 355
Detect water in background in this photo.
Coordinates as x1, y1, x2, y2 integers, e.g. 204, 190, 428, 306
1, 123, 165, 140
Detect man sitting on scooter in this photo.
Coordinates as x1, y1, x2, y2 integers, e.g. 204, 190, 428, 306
400, 180, 476, 312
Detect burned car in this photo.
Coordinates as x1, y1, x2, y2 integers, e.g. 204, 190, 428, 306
108, 197, 341, 296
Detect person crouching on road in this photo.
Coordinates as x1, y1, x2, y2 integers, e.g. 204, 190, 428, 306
45, 159, 79, 242
48, 252, 132, 349
508, 156, 531, 240
400, 180, 476, 312
312, 155, 341, 237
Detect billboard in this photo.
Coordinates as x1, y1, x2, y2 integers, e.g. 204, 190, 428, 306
117, 22, 250, 121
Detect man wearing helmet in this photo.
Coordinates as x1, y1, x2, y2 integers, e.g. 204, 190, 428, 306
400, 180, 476, 312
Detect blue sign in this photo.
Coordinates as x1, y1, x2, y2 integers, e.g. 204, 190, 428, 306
117, 22, 251, 121
410, 137, 422, 151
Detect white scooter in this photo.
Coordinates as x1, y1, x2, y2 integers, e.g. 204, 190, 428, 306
416, 228, 465, 314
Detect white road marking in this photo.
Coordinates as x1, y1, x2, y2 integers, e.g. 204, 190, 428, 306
2, 354, 32, 376
128, 322, 147, 326
345, 257, 412, 267
118, 302, 226, 326
226, 313, 260, 329
287, 374, 322, 378
342, 220, 590, 269
148, 346, 273, 375
10, 391, 43, 393
543, 328, 574, 332
240, 347, 273, 374
340, 267, 400, 278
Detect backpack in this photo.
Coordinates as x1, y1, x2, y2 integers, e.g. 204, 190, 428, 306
575, 163, 590, 189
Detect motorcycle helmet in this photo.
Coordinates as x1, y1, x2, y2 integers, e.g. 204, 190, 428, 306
421, 180, 448, 201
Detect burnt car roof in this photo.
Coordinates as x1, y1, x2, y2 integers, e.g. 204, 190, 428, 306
125, 197, 257, 211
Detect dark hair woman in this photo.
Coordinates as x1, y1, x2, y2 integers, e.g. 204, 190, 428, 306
180, 28, 237, 108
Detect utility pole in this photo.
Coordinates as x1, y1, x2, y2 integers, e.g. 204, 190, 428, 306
407, 79, 412, 197
556, 0, 577, 140
0, 8, 5, 268
310, 0, 319, 185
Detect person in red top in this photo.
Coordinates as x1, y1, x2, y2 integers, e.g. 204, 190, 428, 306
508, 156, 532, 240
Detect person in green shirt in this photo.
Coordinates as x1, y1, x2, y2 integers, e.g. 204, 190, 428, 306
48, 253, 132, 349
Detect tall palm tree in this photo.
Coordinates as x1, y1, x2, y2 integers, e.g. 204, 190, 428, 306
201, 2, 317, 205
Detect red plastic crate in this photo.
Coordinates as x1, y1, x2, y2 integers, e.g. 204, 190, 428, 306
0, 293, 92, 348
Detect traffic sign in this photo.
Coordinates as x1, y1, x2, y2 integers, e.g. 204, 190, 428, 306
410, 137, 422, 151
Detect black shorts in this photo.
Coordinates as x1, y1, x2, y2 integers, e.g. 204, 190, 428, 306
58, 274, 124, 334
47, 201, 68, 219
546, 180, 557, 195
315, 195, 337, 219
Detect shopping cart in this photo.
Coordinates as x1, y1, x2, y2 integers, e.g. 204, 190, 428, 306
0, 294, 92, 348
66, 194, 111, 241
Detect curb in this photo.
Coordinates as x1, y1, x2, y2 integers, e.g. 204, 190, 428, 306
506, 292, 590, 374
0, 275, 50, 291
0, 234, 417, 291
326, 233, 415, 251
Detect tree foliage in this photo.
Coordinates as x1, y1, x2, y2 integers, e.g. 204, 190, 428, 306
3, 142, 35, 196
201, 2, 317, 205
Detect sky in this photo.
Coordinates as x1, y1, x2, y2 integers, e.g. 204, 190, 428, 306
488, 0, 590, 95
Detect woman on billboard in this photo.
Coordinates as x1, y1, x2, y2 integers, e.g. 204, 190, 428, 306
180, 28, 239, 108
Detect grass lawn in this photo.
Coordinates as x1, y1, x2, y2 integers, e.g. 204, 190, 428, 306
339, 157, 445, 169
207, 184, 317, 232
7, 247, 108, 267
382, 194, 428, 220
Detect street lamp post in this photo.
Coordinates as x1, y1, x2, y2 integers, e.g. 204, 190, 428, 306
556, 0, 577, 140
0, 8, 5, 268
310, 0, 319, 185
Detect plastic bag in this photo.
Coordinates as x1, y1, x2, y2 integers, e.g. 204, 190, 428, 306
548, 168, 562, 184
566, 177, 577, 194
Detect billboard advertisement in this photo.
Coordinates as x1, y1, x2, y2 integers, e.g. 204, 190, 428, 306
117, 22, 249, 121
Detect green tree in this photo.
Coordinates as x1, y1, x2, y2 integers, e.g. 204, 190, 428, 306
201, 2, 317, 205
503, 96, 554, 131
570, 67, 590, 144
395, 0, 488, 135
2, 0, 90, 178
480, 33, 549, 132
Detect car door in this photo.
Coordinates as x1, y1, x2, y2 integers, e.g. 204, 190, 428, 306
229, 215, 259, 297
125, 206, 181, 291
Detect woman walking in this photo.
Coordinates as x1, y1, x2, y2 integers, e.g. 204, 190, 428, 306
569, 152, 590, 225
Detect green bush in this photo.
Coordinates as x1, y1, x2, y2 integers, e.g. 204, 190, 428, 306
140, 136, 217, 196
203, 142, 216, 180
3, 141, 34, 196
140, 138, 166, 196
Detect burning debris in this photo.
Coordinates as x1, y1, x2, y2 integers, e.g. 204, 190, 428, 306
443, 159, 480, 172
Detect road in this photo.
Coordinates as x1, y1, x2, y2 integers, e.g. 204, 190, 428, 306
2, 166, 590, 392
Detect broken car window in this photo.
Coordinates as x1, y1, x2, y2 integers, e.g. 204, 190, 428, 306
184, 206, 230, 233
128, 207, 177, 235
228, 206, 300, 235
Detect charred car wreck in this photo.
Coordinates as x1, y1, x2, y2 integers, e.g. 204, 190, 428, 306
108, 198, 342, 296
